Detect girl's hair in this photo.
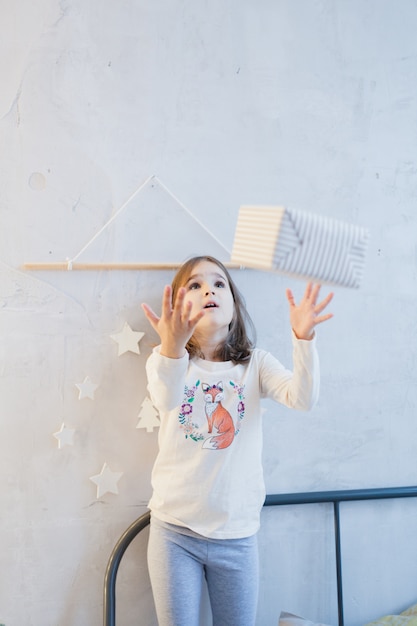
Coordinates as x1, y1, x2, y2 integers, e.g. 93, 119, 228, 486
171, 255, 256, 363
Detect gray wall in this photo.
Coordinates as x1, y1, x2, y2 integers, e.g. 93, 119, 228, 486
1, 1, 417, 624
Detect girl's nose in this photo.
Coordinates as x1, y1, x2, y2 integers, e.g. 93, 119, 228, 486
205, 289, 215, 295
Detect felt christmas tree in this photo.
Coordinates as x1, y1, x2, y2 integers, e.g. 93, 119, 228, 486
136, 397, 160, 432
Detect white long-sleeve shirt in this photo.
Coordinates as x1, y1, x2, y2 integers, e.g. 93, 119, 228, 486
146, 333, 319, 539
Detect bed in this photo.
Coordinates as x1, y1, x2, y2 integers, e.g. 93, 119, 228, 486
103, 485, 417, 626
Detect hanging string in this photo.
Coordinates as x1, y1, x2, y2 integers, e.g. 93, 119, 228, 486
153, 176, 231, 256
64, 174, 231, 270
66, 174, 155, 269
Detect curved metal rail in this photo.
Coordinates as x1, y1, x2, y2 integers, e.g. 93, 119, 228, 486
104, 485, 417, 626
104, 511, 151, 626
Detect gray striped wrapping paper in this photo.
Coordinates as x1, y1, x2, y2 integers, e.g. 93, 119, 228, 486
231, 206, 370, 288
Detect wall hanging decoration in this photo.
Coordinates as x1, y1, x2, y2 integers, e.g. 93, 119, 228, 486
23, 175, 232, 271
110, 322, 145, 356
89, 462, 123, 498
53, 423, 75, 448
23, 174, 369, 288
75, 376, 99, 400
136, 396, 160, 432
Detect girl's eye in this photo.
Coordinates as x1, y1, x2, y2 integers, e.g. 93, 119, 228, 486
215, 280, 226, 288
188, 282, 200, 290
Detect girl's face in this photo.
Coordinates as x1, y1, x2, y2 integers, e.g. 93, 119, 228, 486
182, 261, 235, 335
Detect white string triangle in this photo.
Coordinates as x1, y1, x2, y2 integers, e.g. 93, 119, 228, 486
66, 175, 231, 269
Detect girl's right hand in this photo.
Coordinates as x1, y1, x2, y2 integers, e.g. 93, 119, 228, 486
141, 285, 205, 358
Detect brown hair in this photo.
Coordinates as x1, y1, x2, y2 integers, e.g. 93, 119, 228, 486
171, 256, 256, 363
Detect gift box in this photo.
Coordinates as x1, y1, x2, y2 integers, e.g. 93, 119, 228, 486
231, 205, 370, 288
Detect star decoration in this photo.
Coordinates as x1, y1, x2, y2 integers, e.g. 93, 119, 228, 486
110, 322, 145, 356
89, 462, 123, 498
53, 423, 75, 448
75, 376, 99, 400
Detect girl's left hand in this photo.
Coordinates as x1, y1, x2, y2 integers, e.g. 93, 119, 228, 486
286, 283, 334, 340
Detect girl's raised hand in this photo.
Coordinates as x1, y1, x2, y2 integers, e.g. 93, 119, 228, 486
286, 282, 333, 340
141, 285, 205, 358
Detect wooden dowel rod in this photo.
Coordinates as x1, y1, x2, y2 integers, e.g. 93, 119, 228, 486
23, 262, 71, 271
22, 261, 242, 271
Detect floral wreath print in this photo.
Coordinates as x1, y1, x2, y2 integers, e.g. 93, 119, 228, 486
178, 379, 246, 443
178, 380, 205, 442
229, 380, 245, 436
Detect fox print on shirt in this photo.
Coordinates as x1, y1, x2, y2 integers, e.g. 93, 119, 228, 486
201, 382, 235, 450
178, 379, 246, 450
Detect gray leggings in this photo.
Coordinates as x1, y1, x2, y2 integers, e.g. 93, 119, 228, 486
148, 517, 259, 626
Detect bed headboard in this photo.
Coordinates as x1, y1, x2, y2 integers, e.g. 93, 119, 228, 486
103, 485, 417, 626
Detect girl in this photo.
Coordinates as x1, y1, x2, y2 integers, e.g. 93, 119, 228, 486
141, 255, 333, 626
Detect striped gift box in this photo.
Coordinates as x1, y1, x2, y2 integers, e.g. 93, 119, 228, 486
231, 205, 370, 288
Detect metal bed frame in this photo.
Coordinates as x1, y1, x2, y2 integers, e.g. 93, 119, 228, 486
103, 485, 417, 626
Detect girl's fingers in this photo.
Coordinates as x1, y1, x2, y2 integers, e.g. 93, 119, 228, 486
309, 283, 322, 304
314, 312, 334, 325
171, 288, 204, 329
286, 288, 295, 306
161, 284, 173, 316
304, 282, 314, 300
141, 303, 160, 328
172, 287, 188, 316
189, 310, 205, 327
181, 298, 193, 323
169, 287, 192, 327
315, 292, 334, 314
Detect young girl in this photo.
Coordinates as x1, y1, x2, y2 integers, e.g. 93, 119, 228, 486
141, 255, 333, 626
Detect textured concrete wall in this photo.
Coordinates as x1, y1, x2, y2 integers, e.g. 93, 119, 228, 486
1, 1, 417, 625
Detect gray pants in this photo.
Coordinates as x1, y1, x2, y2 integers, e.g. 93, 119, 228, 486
148, 517, 259, 626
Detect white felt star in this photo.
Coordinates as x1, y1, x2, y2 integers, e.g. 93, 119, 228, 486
89, 462, 123, 498
75, 376, 99, 400
53, 423, 75, 448
110, 322, 145, 356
